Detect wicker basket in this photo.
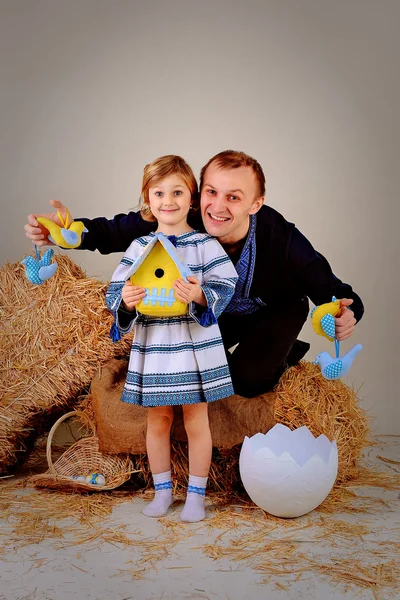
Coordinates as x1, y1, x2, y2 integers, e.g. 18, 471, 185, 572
30, 411, 135, 492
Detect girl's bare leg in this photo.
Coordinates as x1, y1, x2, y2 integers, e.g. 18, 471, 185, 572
180, 403, 212, 522
143, 405, 174, 518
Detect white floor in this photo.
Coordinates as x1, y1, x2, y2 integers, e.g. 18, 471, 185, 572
0, 436, 399, 600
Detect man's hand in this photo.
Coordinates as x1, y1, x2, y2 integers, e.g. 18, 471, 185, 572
24, 199, 71, 246
121, 281, 146, 311
335, 298, 357, 340
173, 276, 206, 306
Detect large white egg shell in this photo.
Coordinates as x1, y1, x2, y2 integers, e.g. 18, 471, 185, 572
239, 424, 338, 518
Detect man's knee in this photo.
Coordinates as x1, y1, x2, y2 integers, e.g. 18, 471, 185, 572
231, 363, 283, 398
225, 297, 310, 397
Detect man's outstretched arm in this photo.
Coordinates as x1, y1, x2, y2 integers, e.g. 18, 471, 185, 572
78, 211, 155, 253
25, 199, 156, 254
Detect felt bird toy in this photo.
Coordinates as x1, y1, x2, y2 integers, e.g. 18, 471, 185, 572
310, 297, 341, 341
314, 344, 363, 380
21, 246, 58, 284
310, 296, 363, 380
36, 209, 88, 249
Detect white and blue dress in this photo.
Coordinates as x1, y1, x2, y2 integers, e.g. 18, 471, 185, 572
106, 231, 238, 407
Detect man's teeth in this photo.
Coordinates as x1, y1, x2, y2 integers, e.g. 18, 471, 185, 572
210, 213, 229, 222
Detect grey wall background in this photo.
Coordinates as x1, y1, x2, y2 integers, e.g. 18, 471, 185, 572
1, 0, 398, 433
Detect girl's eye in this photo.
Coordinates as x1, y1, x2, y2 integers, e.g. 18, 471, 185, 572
229, 195, 238, 201
207, 189, 216, 195
174, 190, 182, 196
155, 191, 163, 197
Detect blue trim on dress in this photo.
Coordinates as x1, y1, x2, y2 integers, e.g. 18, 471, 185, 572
130, 337, 224, 355
125, 365, 231, 386
121, 381, 234, 406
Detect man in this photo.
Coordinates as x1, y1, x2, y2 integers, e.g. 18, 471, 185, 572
25, 150, 363, 397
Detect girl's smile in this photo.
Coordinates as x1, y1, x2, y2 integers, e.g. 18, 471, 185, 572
148, 174, 193, 235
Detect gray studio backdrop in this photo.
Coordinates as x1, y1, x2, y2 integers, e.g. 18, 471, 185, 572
1, 0, 398, 433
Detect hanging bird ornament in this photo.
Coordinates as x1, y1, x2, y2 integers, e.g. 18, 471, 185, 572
310, 296, 363, 380
36, 209, 88, 249
21, 207, 87, 285
314, 344, 363, 380
21, 245, 58, 285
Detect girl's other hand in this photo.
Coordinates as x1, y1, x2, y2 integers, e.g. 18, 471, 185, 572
121, 281, 146, 310
173, 276, 206, 306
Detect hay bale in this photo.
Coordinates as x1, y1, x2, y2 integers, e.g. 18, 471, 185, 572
90, 358, 276, 454
91, 359, 147, 454
0, 254, 132, 475
274, 360, 370, 484
1, 249, 370, 493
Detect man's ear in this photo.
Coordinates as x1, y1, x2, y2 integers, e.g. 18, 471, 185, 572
249, 196, 264, 215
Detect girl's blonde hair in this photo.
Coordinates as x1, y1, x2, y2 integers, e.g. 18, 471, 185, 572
140, 155, 199, 222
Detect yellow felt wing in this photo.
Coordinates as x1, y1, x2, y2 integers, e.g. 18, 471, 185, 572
311, 299, 341, 340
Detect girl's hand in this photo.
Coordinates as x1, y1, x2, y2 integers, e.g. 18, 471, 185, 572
121, 281, 146, 311
173, 276, 206, 306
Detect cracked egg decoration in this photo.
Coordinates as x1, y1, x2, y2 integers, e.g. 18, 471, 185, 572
239, 424, 338, 518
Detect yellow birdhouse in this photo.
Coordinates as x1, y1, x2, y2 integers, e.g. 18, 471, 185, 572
127, 233, 192, 317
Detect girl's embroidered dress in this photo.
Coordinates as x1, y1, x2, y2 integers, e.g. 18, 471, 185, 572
106, 231, 238, 407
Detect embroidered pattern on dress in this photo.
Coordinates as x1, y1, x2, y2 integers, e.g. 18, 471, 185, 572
121, 385, 233, 406
224, 214, 266, 315
126, 365, 231, 386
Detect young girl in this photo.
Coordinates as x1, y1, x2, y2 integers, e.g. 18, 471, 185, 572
106, 155, 237, 522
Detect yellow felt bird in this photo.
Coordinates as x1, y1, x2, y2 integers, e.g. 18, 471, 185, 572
311, 295, 363, 380
37, 210, 88, 249
310, 296, 341, 341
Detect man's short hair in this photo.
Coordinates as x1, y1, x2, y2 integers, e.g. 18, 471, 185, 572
199, 150, 266, 197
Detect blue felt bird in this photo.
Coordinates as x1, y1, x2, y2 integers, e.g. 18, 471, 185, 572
314, 344, 363, 380
21, 247, 58, 285
311, 296, 364, 380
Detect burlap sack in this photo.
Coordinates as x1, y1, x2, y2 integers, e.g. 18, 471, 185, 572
91, 359, 147, 454
91, 359, 276, 454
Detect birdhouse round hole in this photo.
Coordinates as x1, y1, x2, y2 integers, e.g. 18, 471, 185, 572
129, 237, 188, 317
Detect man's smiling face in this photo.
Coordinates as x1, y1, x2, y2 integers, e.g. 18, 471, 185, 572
200, 164, 264, 245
